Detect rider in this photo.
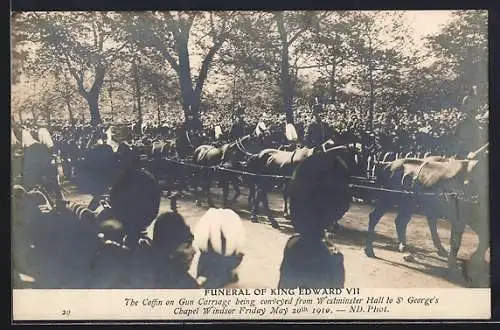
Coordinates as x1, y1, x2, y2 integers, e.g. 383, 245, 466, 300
228, 102, 246, 141
184, 106, 203, 136
303, 98, 332, 148
453, 85, 487, 159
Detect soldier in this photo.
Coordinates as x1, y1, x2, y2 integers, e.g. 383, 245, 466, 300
454, 85, 486, 159
303, 99, 332, 148
228, 102, 246, 141
184, 106, 203, 134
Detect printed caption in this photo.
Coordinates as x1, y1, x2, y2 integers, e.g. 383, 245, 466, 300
123, 288, 441, 317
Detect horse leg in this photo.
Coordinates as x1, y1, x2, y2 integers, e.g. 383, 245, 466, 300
365, 199, 391, 258
194, 172, 202, 207
283, 184, 291, 219
424, 213, 448, 257
395, 214, 411, 253
231, 178, 241, 205
248, 183, 255, 212
260, 188, 279, 229
463, 224, 490, 287
205, 175, 215, 208
470, 222, 489, 263
222, 177, 230, 208
447, 216, 467, 272
250, 186, 262, 223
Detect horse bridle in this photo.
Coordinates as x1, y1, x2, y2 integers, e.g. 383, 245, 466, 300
233, 135, 254, 157
185, 130, 194, 149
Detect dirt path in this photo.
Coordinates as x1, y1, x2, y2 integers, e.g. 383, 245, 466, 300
62, 180, 489, 289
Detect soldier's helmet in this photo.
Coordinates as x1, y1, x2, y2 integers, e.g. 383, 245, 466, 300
312, 97, 323, 114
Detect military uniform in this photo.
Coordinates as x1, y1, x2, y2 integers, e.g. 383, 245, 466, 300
454, 90, 484, 157
229, 117, 246, 140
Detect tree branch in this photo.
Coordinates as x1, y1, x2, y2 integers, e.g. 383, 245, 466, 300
193, 38, 225, 98
61, 50, 87, 96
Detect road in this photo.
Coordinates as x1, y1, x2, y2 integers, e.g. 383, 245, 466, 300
63, 183, 489, 289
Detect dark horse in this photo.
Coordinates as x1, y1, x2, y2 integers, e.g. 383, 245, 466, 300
364, 151, 488, 284
245, 140, 362, 228
192, 122, 269, 208
13, 128, 64, 208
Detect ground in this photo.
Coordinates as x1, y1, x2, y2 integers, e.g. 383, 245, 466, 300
60, 180, 490, 289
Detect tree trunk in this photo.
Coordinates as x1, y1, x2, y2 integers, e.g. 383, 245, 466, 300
368, 37, 375, 132
276, 13, 294, 124
108, 83, 114, 122
132, 59, 143, 126
281, 52, 294, 124
73, 65, 105, 126
156, 95, 161, 127
86, 91, 102, 125
66, 98, 75, 125
329, 60, 337, 105
177, 35, 196, 120
31, 109, 38, 123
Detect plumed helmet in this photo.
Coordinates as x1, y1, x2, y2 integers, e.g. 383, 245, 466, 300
193, 208, 246, 257
312, 97, 323, 114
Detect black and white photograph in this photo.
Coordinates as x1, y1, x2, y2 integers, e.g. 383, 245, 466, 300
10, 10, 490, 317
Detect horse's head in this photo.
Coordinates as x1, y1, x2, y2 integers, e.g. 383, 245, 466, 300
316, 139, 363, 175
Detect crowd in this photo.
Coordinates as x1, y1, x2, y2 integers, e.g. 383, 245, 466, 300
16, 91, 488, 160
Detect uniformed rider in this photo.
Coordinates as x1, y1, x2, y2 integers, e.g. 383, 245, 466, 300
454, 85, 487, 159
228, 102, 246, 141
303, 99, 332, 148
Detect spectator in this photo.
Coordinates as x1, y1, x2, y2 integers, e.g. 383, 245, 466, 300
150, 211, 199, 288
193, 208, 246, 288
278, 148, 347, 289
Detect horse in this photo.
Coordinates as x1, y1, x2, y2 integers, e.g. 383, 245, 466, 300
174, 124, 206, 161
245, 139, 362, 229
192, 122, 269, 208
13, 128, 64, 208
76, 127, 120, 206
364, 149, 488, 283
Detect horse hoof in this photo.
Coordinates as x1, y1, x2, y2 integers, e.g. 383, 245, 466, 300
403, 254, 416, 262
271, 222, 280, 229
398, 243, 406, 253
195, 200, 202, 207
283, 213, 291, 220
364, 247, 376, 258
250, 216, 258, 223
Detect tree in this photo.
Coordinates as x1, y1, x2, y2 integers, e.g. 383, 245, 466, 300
15, 12, 129, 125
426, 10, 488, 103
123, 11, 235, 121
222, 11, 316, 124
346, 11, 417, 131
307, 11, 358, 107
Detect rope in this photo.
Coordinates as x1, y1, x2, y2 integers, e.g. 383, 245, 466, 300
153, 157, 470, 201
